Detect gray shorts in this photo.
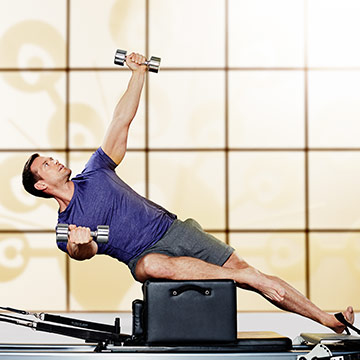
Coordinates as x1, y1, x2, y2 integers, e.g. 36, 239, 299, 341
127, 218, 235, 281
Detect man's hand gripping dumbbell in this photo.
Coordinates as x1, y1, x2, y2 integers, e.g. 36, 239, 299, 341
114, 49, 161, 73
56, 224, 109, 260
56, 224, 109, 243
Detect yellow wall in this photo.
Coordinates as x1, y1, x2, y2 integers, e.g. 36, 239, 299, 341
1, 0, 360, 312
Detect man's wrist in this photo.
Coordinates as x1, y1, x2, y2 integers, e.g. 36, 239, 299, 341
132, 67, 147, 75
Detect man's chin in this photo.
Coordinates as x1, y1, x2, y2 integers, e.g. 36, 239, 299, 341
64, 168, 72, 180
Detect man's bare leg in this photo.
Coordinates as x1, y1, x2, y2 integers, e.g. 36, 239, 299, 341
223, 253, 354, 334
136, 252, 286, 302
135, 252, 354, 333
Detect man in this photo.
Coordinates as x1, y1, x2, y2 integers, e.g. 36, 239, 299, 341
22, 52, 354, 334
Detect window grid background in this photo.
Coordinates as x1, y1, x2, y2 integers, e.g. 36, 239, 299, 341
1, 0, 360, 312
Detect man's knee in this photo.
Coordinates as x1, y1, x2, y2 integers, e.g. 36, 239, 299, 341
135, 253, 174, 282
223, 252, 250, 270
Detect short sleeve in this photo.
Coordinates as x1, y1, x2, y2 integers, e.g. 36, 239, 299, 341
82, 147, 117, 174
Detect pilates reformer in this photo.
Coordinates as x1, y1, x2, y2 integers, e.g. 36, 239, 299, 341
1, 280, 360, 360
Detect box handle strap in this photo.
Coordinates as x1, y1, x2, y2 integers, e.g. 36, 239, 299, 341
170, 284, 211, 296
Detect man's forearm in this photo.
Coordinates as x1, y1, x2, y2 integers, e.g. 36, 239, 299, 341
67, 241, 98, 261
112, 71, 145, 126
102, 69, 146, 164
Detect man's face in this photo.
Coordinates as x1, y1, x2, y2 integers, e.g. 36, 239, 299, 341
31, 156, 72, 192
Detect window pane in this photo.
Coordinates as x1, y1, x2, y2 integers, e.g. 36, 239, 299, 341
309, 71, 360, 148
70, 0, 145, 68
0, 72, 66, 149
0, 0, 66, 68
310, 233, 360, 310
229, 0, 304, 67
69, 71, 145, 149
0, 232, 66, 310
229, 152, 305, 229
229, 71, 304, 148
149, 0, 225, 67
149, 71, 225, 148
230, 233, 305, 311
0, 152, 64, 231
309, 152, 360, 229
69, 255, 142, 311
149, 152, 225, 229
308, 0, 360, 67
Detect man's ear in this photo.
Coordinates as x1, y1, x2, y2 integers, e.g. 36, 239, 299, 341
34, 181, 48, 192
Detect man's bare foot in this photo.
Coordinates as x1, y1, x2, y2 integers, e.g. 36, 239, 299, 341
330, 306, 354, 334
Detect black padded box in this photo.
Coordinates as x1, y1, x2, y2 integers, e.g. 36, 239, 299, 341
142, 279, 237, 344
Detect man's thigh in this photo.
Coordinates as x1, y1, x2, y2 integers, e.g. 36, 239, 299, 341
127, 218, 234, 281
222, 252, 251, 270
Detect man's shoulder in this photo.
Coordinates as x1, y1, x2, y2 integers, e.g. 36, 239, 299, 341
82, 147, 117, 173
72, 167, 110, 183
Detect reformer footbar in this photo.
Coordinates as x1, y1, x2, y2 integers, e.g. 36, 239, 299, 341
0, 306, 130, 351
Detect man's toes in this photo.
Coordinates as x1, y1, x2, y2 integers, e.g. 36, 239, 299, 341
344, 306, 354, 324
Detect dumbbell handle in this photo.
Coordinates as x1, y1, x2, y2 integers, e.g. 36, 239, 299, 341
56, 224, 109, 243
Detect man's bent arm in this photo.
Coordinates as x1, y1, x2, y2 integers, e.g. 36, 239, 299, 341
66, 225, 98, 261
67, 241, 98, 261
102, 53, 147, 165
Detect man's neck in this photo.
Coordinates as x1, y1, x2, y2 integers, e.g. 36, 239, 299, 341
55, 180, 75, 212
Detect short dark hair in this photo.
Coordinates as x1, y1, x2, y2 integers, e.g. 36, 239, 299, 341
22, 153, 52, 199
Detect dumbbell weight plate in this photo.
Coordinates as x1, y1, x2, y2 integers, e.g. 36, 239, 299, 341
148, 56, 161, 73
56, 223, 70, 242
114, 49, 127, 66
96, 225, 109, 243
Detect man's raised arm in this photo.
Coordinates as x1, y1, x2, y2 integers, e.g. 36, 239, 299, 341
102, 52, 147, 165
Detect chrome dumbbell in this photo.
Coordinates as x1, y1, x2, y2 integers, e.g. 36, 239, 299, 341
114, 49, 161, 73
56, 224, 109, 243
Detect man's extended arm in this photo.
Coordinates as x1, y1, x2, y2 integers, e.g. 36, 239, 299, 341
102, 52, 147, 165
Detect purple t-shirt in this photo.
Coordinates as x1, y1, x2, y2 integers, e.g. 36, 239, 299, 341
57, 147, 176, 264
